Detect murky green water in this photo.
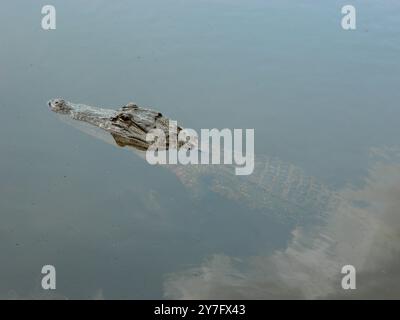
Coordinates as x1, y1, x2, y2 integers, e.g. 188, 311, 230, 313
0, 0, 399, 299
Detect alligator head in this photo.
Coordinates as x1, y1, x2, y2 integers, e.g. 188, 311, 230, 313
48, 98, 182, 151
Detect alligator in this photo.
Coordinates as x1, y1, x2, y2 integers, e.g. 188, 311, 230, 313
48, 98, 341, 223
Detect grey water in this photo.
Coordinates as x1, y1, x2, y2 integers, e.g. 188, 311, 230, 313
0, 0, 399, 299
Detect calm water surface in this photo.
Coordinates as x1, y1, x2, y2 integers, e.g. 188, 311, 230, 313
0, 0, 399, 299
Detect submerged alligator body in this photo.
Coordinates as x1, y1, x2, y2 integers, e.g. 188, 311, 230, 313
48, 98, 340, 223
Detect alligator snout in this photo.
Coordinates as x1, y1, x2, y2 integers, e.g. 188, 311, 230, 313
48, 98, 72, 114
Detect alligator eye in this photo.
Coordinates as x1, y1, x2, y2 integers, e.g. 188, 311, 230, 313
120, 114, 131, 122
